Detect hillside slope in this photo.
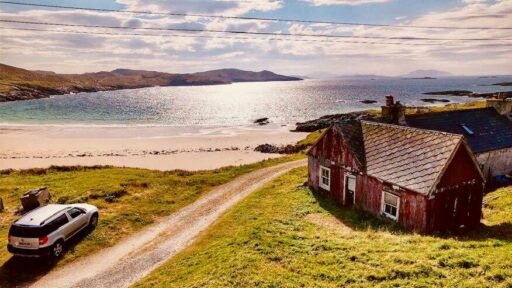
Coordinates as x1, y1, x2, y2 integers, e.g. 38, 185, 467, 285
0, 64, 301, 102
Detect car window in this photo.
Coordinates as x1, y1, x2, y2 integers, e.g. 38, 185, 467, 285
68, 208, 84, 219
9, 214, 70, 237
9, 225, 46, 238
46, 214, 69, 233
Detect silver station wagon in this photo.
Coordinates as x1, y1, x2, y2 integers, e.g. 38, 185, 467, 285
8, 204, 99, 258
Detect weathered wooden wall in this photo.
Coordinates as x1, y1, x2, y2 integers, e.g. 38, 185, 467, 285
428, 145, 485, 232
400, 190, 428, 232
354, 176, 382, 215
308, 125, 361, 204
308, 126, 361, 170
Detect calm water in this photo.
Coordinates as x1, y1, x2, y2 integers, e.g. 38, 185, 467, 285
0, 77, 510, 126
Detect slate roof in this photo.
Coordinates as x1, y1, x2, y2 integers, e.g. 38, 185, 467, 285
360, 121, 464, 195
405, 108, 512, 154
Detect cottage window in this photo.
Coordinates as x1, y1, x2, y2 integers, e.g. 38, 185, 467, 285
319, 166, 330, 191
382, 192, 400, 221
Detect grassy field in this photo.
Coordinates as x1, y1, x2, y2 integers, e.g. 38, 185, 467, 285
297, 129, 325, 147
367, 100, 487, 116
0, 155, 302, 286
134, 167, 512, 288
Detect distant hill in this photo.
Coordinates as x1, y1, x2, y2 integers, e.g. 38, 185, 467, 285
193, 69, 301, 83
0, 64, 302, 102
331, 74, 392, 80
305, 72, 392, 80
400, 69, 453, 78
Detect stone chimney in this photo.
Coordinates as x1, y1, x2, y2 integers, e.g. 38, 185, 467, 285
381, 95, 406, 125
486, 92, 512, 117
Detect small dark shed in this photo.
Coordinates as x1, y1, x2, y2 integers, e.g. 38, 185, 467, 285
308, 120, 485, 233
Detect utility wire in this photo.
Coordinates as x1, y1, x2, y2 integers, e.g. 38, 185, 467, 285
0, 0, 511, 31
1, 19, 511, 41
1, 26, 474, 47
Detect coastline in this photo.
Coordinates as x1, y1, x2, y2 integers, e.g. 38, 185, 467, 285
0, 124, 307, 171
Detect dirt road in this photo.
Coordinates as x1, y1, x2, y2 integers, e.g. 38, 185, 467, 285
30, 159, 306, 288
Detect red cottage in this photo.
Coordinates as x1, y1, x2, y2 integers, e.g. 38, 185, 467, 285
308, 120, 485, 233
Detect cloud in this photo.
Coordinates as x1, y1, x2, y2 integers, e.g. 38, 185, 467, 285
0, 0, 510, 75
299, 0, 390, 6
115, 0, 283, 16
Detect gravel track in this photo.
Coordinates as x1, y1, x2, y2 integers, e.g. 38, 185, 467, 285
30, 159, 306, 288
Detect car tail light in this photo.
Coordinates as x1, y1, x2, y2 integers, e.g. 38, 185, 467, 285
39, 236, 49, 245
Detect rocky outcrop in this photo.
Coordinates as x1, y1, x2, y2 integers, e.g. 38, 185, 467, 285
421, 98, 450, 103
254, 118, 270, 125
254, 143, 308, 154
424, 90, 473, 96
493, 82, 512, 86
424, 90, 512, 99
293, 111, 377, 132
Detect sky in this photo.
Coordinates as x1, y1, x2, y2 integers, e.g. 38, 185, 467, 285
0, 0, 511, 76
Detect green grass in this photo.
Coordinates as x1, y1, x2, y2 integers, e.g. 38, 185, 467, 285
366, 100, 487, 117
133, 168, 512, 288
297, 129, 325, 147
0, 155, 302, 287
427, 100, 487, 112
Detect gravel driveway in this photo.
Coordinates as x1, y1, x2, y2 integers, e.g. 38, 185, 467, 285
30, 159, 306, 288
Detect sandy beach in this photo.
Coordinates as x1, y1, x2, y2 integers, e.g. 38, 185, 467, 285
0, 124, 307, 171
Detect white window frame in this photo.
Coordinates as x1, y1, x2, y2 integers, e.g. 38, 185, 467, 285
319, 165, 331, 191
381, 191, 400, 221
343, 174, 356, 205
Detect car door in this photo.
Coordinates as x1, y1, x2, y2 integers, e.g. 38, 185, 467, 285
66, 208, 88, 238
48, 213, 73, 242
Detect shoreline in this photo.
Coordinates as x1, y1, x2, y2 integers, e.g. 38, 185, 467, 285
0, 124, 307, 171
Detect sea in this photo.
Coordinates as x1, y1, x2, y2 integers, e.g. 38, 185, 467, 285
0, 77, 510, 127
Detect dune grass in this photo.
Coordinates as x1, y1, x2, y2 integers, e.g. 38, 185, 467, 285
0, 155, 303, 287
133, 167, 512, 288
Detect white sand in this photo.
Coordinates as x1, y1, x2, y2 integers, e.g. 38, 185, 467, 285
0, 124, 307, 171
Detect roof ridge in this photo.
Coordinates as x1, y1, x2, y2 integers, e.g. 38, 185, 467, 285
360, 120, 464, 139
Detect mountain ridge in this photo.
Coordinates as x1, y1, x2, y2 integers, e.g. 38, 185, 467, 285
0, 64, 302, 102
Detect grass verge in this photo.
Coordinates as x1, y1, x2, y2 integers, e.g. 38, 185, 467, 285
0, 154, 303, 286
133, 167, 512, 288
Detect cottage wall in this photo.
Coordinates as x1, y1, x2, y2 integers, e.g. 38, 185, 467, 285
477, 147, 512, 178
308, 126, 361, 203
355, 176, 382, 215
399, 190, 428, 232
427, 145, 485, 232
308, 126, 361, 169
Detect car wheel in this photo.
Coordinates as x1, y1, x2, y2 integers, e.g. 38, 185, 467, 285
51, 240, 64, 258
89, 213, 99, 229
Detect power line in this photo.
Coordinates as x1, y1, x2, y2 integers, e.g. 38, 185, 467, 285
1, 19, 512, 41
1, 26, 472, 47
0, 1, 511, 31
